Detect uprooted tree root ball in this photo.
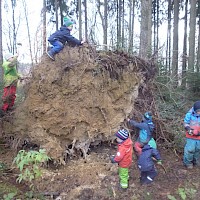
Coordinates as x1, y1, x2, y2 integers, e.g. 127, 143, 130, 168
2, 46, 156, 162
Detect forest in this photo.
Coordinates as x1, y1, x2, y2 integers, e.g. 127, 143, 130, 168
0, 0, 200, 200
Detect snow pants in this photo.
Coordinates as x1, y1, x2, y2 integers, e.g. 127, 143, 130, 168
48, 40, 64, 55
140, 167, 157, 185
183, 138, 200, 167
2, 85, 17, 111
119, 167, 129, 189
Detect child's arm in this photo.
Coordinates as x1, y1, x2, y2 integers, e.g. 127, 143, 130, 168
128, 119, 148, 130
111, 149, 125, 163
152, 148, 161, 162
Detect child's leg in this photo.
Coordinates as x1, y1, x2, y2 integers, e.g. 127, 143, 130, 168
2, 87, 10, 111
194, 140, 200, 166
119, 167, 129, 189
183, 138, 196, 167
144, 168, 157, 184
8, 85, 17, 109
140, 171, 147, 184
50, 41, 64, 54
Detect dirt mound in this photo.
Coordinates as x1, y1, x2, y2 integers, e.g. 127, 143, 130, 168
2, 45, 156, 161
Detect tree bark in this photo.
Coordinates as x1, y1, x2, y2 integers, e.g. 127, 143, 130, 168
171, 0, 179, 87
43, 0, 47, 54
181, 0, 188, 88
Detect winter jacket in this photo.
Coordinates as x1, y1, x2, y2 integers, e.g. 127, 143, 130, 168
114, 138, 133, 168
138, 144, 161, 172
129, 119, 155, 144
48, 26, 82, 46
184, 107, 200, 140
2, 58, 20, 87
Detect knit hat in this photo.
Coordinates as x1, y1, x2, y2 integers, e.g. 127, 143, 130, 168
144, 111, 152, 121
193, 101, 200, 112
115, 129, 129, 140
64, 19, 74, 27
4, 53, 14, 61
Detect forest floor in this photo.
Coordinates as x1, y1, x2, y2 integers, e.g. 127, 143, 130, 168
1, 138, 200, 200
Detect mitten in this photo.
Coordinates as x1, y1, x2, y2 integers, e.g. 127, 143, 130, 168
185, 126, 191, 131
157, 160, 162, 165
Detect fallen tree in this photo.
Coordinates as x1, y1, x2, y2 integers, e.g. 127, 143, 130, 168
2, 45, 156, 162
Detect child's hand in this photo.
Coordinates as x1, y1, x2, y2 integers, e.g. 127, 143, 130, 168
110, 155, 116, 163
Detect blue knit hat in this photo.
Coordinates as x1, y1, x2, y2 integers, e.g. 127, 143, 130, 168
115, 129, 129, 140
144, 112, 152, 121
64, 19, 74, 27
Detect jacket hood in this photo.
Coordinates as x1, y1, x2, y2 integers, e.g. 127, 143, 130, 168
120, 138, 132, 147
142, 144, 152, 151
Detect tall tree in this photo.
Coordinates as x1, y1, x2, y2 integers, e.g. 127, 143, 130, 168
83, 0, 88, 41
128, 0, 135, 53
197, 0, 200, 71
171, 0, 179, 86
188, 0, 197, 73
139, 0, 152, 58
43, 0, 47, 54
103, 0, 108, 49
0, 0, 3, 82
78, 0, 82, 40
181, 0, 188, 88
166, 0, 172, 73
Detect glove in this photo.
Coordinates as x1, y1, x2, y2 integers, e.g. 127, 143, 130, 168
157, 160, 162, 165
110, 155, 116, 163
185, 126, 191, 131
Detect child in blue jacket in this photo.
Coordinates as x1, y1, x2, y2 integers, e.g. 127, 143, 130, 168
47, 18, 85, 61
183, 101, 200, 169
127, 112, 157, 156
138, 144, 162, 185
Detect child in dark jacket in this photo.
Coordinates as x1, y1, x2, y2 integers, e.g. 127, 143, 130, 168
110, 129, 133, 189
127, 111, 157, 156
138, 144, 162, 185
47, 18, 85, 61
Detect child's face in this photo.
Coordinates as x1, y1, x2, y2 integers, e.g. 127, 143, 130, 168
116, 137, 123, 143
197, 111, 200, 115
67, 25, 73, 31
7, 56, 14, 62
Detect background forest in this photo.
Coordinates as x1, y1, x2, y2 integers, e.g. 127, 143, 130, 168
0, 0, 200, 149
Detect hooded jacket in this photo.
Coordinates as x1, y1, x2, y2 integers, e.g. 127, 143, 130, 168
48, 26, 82, 46
114, 138, 133, 168
184, 107, 200, 140
129, 119, 154, 144
138, 144, 161, 172
2, 57, 20, 87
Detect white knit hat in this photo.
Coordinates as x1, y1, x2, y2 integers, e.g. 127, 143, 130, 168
4, 53, 14, 61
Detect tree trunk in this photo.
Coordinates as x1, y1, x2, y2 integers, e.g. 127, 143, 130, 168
188, 0, 197, 73
122, 0, 125, 48
139, 0, 152, 58
22, 0, 33, 66
0, 0, 3, 82
84, 0, 88, 41
197, 0, 200, 72
171, 0, 179, 87
103, 0, 108, 50
43, 0, 47, 54
55, 0, 58, 30
78, 0, 82, 40
128, 0, 135, 53
181, 0, 188, 88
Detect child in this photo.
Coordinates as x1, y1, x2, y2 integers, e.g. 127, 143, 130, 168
183, 101, 200, 169
0, 53, 21, 117
127, 111, 157, 156
110, 128, 133, 189
47, 18, 85, 61
138, 144, 162, 185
